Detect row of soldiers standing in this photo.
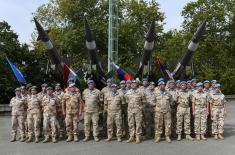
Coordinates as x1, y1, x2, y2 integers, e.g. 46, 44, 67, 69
9, 78, 227, 144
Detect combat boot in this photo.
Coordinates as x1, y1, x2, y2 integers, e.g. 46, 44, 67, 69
10, 135, 16, 142
20, 136, 26, 142
214, 134, 218, 140
35, 136, 39, 143
43, 136, 50, 143
26, 136, 32, 143
52, 137, 57, 143
154, 135, 161, 143
74, 135, 79, 142
117, 137, 122, 142
218, 134, 224, 140
201, 135, 207, 140
196, 135, 200, 141
94, 137, 100, 142
59, 133, 64, 139
105, 136, 112, 142
83, 136, 89, 142
136, 136, 141, 144
127, 136, 135, 143
186, 135, 194, 141
66, 135, 73, 142
166, 136, 171, 143
177, 134, 181, 141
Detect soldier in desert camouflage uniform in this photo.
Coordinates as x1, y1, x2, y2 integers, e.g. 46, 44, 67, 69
175, 81, 194, 141
42, 87, 59, 143
26, 86, 42, 143
104, 84, 125, 142
210, 84, 227, 140
152, 81, 173, 143
192, 82, 209, 141
82, 80, 103, 142
62, 84, 83, 142
10, 88, 27, 142
125, 80, 146, 144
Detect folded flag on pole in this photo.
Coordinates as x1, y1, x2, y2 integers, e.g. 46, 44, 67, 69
6, 56, 27, 83
112, 62, 133, 81
157, 57, 174, 80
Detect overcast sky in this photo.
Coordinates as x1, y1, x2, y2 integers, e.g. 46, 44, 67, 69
0, 0, 194, 44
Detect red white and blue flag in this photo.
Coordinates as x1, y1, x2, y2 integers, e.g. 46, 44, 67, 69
112, 62, 132, 81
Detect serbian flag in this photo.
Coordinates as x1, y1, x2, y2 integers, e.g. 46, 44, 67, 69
6, 56, 27, 83
112, 62, 132, 81
63, 63, 77, 84
157, 57, 174, 80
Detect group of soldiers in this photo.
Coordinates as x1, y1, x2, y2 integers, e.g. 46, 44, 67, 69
10, 77, 227, 144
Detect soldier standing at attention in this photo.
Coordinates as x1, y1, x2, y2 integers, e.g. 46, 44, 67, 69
82, 80, 103, 142
42, 87, 59, 143
20, 86, 29, 139
39, 83, 48, 98
144, 81, 155, 139
62, 84, 83, 142
166, 80, 178, 138
104, 84, 125, 142
210, 84, 227, 140
152, 81, 173, 143
192, 82, 209, 141
26, 86, 42, 143
53, 83, 65, 139
210, 80, 217, 93
101, 79, 112, 136
125, 80, 146, 144
10, 88, 27, 142
118, 80, 128, 138
204, 80, 212, 137
175, 81, 194, 141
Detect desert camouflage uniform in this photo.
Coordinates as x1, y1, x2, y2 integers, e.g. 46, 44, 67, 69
101, 87, 112, 135
118, 88, 128, 137
26, 94, 42, 140
204, 88, 212, 136
10, 96, 27, 140
82, 88, 103, 139
21, 93, 29, 138
210, 92, 227, 135
42, 94, 59, 139
61, 91, 83, 137
175, 90, 192, 135
192, 91, 209, 135
104, 91, 125, 139
53, 91, 65, 137
144, 88, 155, 138
167, 87, 177, 137
152, 90, 173, 138
125, 89, 146, 141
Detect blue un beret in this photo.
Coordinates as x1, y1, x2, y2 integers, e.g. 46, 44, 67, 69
149, 82, 155, 85
41, 83, 48, 87
196, 82, 203, 87
120, 80, 126, 84
15, 87, 21, 92
87, 80, 94, 84
214, 84, 221, 88
158, 81, 165, 86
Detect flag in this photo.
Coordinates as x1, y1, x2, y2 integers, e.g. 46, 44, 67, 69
6, 56, 27, 83
63, 63, 77, 84
112, 62, 132, 81
157, 57, 174, 80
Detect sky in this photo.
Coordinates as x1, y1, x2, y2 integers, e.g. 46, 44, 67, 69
0, 0, 194, 44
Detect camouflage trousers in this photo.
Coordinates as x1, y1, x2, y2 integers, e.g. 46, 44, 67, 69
107, 110, 122, 138
211, 108, 225, 134
65, 113, 79, 136
24, 114, 28, 137
171, 105, 177, 136
84, 112, 99, 137
121, 106, 128, 136
27, 112, 41, 138
144, 106, 154, 138
128, 111, 143, 138
57, 112, 65, 136
43, 113, 57, 137
11, 115, 25, 138
154, 111, 171, 137
176, 107, 191, 135
194, 107, 207, 135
